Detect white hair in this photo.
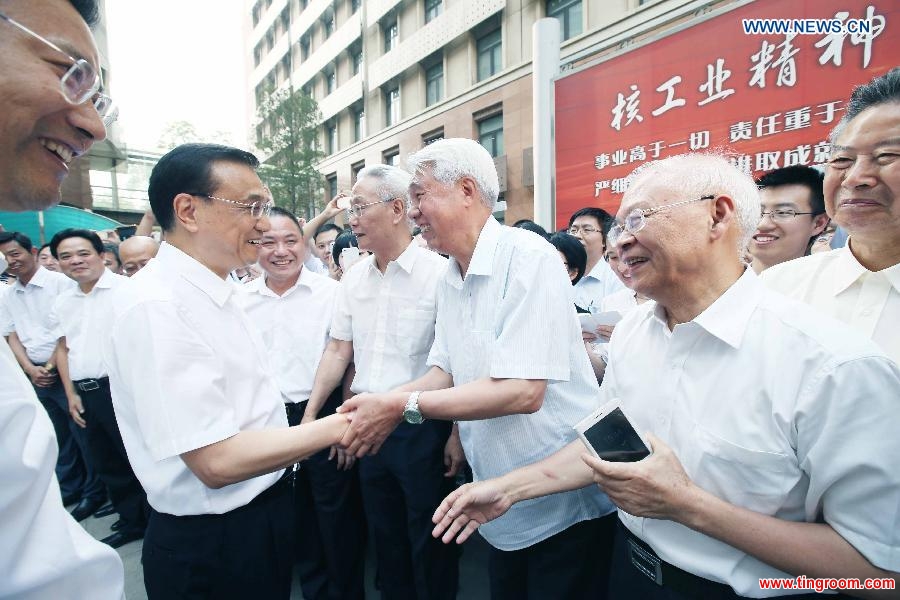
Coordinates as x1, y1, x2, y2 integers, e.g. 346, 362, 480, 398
406, 138, 499, 210
356, 164, 413, 208
626, 153, 760, 259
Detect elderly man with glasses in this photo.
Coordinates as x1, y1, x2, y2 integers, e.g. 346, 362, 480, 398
432, 152, 900, 599
0, 1, 123, 598
102, 143, 350, 599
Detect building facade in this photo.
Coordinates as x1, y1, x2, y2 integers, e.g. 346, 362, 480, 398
245, 0, 732, 224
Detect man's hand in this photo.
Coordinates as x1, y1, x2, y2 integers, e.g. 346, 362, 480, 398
443, 428, 466, 478
68, 394, 86, 428
432, 480, 513, 544
323, 194, 346, 220
328, 446, 356, 470
581, 433, 696, 521
595, 324, 615, 340
300, 412, 318, 425
27, 365, 57, 388
337, 392, 406, 457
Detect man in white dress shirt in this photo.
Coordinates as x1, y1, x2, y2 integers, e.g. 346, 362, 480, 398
305, 164, 459, 600
104, 143, 349, 599
432, 153, 900, 599
340, 140, 618, 599
0, 1, 124, 597
761, 69, 900, 364
242, 205, 366, 600
567, 207, 626, 311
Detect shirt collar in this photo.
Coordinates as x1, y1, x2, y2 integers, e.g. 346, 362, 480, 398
158, 242, 235, 307
831, 243, 900, 295
75, 267, 116, 296
445, 216, 501, 289
14, 265, 51, 291
254, 266, 317, 298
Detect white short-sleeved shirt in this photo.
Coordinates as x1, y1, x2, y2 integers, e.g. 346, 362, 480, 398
427, 217, 615, 551
241, 268, 337, 403
602, 269, 900, 597
573, 258, 626, 312
760, 244, 900, 364
0, 343, 124, 599
103, 243, 287, 516
330, 240, 447, 394
48, 268, 128, 381
1, 267, 74, 363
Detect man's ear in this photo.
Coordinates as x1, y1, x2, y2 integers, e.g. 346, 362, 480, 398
173, 193, 200, 233
458, 177, 479, 207
811, 213, 830, 237
710, 194, 736, 239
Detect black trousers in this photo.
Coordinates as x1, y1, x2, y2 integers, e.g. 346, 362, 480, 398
358, 419, 459, 600
77, 377, 148, 531
488, 512, 618, 600
142, 471, 295, 600
285, 392, 366, 600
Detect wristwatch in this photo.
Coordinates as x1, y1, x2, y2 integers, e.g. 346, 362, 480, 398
403, 391, 425, 424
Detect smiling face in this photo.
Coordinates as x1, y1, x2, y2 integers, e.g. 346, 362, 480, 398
314, 228, 339, 266
0, 239, 38, 281
56, 236, 104, 286
257, 215, 305, 285
38, 245, 60, 271
750, 185, 828, 270
824, 103, 900, 243
0, 0, 107, 212
407, 167, 463, 256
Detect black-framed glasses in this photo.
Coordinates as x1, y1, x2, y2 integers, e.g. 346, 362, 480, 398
0, 11, 118, 126
567, 224, 600, 235
759, 208, 815, 221
608, 195, 715, 247
346, 197, 397, 219
192, 193, 273, 219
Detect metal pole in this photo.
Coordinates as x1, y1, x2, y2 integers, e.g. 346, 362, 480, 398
532, 18, 560, 232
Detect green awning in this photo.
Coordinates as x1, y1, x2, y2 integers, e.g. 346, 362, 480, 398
0, 206, 122, 246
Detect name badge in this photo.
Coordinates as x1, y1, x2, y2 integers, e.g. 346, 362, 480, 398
627, 537, 663, 586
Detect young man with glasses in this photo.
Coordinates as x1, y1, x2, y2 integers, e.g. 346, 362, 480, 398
0, 1, 124, 597
102, 144, 350, 599
433, 152, 900, 599
567, 207, 625, 312
749, 166, 830, 273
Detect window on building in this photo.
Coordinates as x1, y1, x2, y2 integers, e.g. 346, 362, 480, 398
351, 0, 361, 13
300, 36, 310, 61
425, 62, 443, 107
353, 107, 366, 142
476, 27, 502, 81
385, 86, 400, 127
383, 19, 399, 53
422, 128, 444, 146
477, 112, 504, 157
300, 0, 308, 9
351, 161, 366, 184
326, 122, 337, 155
280, 7, 290, 33
326, 69, 336, 94
351, 47, 363, 75
327, 174, 338, 200
383, 146, 400, 166
265, 30, 275, 52
252, 2, 262, 26
279, 54, 291, 83
547, 0, 582, 40
254, 44, 263, 66
424, 0, 442, 23
323, 11, 335, 37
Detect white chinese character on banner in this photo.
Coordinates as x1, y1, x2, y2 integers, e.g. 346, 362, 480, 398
689, 131, 710, 150
667, 141, 687, 149
611, 149, 629, 166
651, 76, 687, 116
611, 85, 643, 130
629, 146, 647, 162
813, 141, 832, 164
594, 180, 610, 197
731, 155, 753, 174
783, 107, 812, 131
730, 121, 753, 142
756, 113, 782, 137
611, 178, 630, 194
784, 145, 812, 166
774, 33, 799, 86
595, 153, 610, 170
749, 40, 775, 88
756, 151, 781, 171
815, 6, 885, 68
698, 59, 735, 106
649, 141, 666, 159
815, 100, 843, 124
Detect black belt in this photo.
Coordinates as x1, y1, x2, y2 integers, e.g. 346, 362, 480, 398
622, 524, 736, 598
73, 376, 109, 393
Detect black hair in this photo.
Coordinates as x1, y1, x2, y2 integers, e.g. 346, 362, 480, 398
39, 243, 53, 254
549, 232, 587, 285
0, 231, 34, 252
48, 228, 104, 258
314, 223, 343, 242
755, 166, 826, 215
512, 219, 550, 240
148, 143, 260, 232
102, 242, 120, 267
568, 207, 614, 235
269, 206, 304, 235
331, 230, 360, 266
68, 0, 101, 27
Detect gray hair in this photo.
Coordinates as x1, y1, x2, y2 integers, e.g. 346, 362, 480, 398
356, 164, 413, 208
830, 67, 900, 143
406, 138, 499, 210
625, 153, 760, 259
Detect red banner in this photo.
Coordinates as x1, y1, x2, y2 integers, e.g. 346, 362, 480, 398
553, 0, 898, 229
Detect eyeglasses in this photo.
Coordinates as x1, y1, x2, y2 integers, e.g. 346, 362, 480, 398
193, 194, 273, 219
0, 11, 118, 127
608, 195, 715, 248
567, 224, 600, 235
346, 198, 396, 219
759, 208, 815, 221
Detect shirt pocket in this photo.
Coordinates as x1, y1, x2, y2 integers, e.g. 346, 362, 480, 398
690, 424, 797, 515
396, 308, 436, 356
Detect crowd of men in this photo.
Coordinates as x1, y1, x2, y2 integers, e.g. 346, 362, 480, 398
1, 1, 898, 599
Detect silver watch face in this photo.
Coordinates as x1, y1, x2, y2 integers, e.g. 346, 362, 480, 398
403, 408, 424, 424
